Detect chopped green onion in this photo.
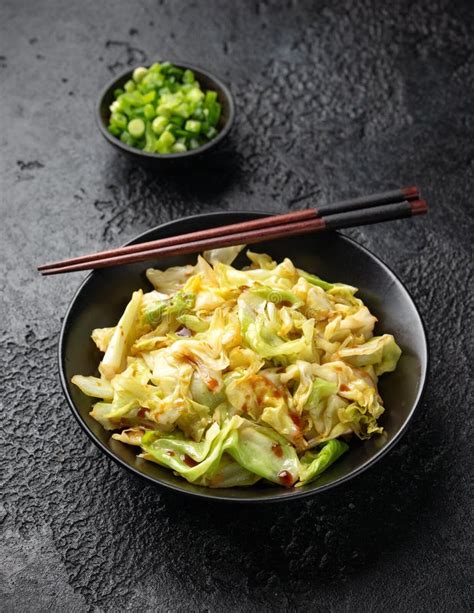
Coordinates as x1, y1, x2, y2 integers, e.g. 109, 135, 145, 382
151, 115, 168, 135
205, 90, 218, 105
133, 106, 146, 118
187, 88, 205, 104
169, 115, 185, 127
206, 126, 218, 139
207, 102, 221, 126
142, 91, 156, 104
144, 104, 155, 120
109, 100, 120, 113
128, 118, 145, 139
120, 131, 135, 146
192, 107, 205, 121
183, 69, 195, 84
169, 127, 193, 138
107, 62, 222, 154
108, 124, 121, 137
171, 142, 187, 153
133, 66, 148, 83
156, 130, 176, 154
173, 103, 192, 118
144, 122, 156, 152
185, 119, 201, 134
122, 92, 143, 107
110, 112, 128, 130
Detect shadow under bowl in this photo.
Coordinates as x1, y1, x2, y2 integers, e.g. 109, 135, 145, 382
97, 62, 235, 168
59, 212, 428, 503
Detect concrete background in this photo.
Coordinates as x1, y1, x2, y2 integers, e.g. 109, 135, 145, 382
1, 0, 472, 611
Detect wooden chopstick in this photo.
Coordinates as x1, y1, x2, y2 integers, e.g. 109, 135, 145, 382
38, 186, 419, 273
40, 199, 427, 275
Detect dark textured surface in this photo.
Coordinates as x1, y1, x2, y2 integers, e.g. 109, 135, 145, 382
1, 0, 473, 611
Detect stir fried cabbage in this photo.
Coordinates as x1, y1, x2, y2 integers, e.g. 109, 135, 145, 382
72, 248, 401, 488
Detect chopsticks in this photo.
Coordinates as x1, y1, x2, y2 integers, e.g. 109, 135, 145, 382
39, 187, 426, 275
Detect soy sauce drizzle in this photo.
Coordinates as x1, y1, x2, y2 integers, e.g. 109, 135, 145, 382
183, 454, 198, 467
278, 470, 294, 487
272, 442, 283, 458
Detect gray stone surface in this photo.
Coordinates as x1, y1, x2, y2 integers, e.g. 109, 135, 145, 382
1, 0, 473, 611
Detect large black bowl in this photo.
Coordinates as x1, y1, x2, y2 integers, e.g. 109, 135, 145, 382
59, 212, 428, 502
97, 63, 235, 167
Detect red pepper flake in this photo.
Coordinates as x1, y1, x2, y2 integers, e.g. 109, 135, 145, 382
137, 408, 147, 418
340, 383, 350, 392
166, 450, 175, 457
272, 442, 283, 458
278, 470, 294, 487
183, 454, 198, 467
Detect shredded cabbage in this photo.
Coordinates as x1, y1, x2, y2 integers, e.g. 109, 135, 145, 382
73, 248, 401, 488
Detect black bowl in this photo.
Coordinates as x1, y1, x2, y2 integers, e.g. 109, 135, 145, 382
97, 63, 235, 167
59, 212, 428, 502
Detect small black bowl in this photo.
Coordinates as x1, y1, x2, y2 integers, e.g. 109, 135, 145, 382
97, 63, 235, 166
59, 212, 428, 503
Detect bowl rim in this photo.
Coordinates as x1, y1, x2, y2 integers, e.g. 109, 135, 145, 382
96, 62, 235, 159
58, 211, 429, 503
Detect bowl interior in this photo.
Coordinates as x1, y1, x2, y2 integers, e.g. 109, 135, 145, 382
60, 213, 428, 502
97, 63, 234, 159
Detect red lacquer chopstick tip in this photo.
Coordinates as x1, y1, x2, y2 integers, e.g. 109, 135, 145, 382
410, 199, 428, 215
402, 186, 419, 200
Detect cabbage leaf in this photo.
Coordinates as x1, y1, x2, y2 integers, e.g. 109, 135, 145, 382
73, 249, 401, 489
298, 439, 349, 485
